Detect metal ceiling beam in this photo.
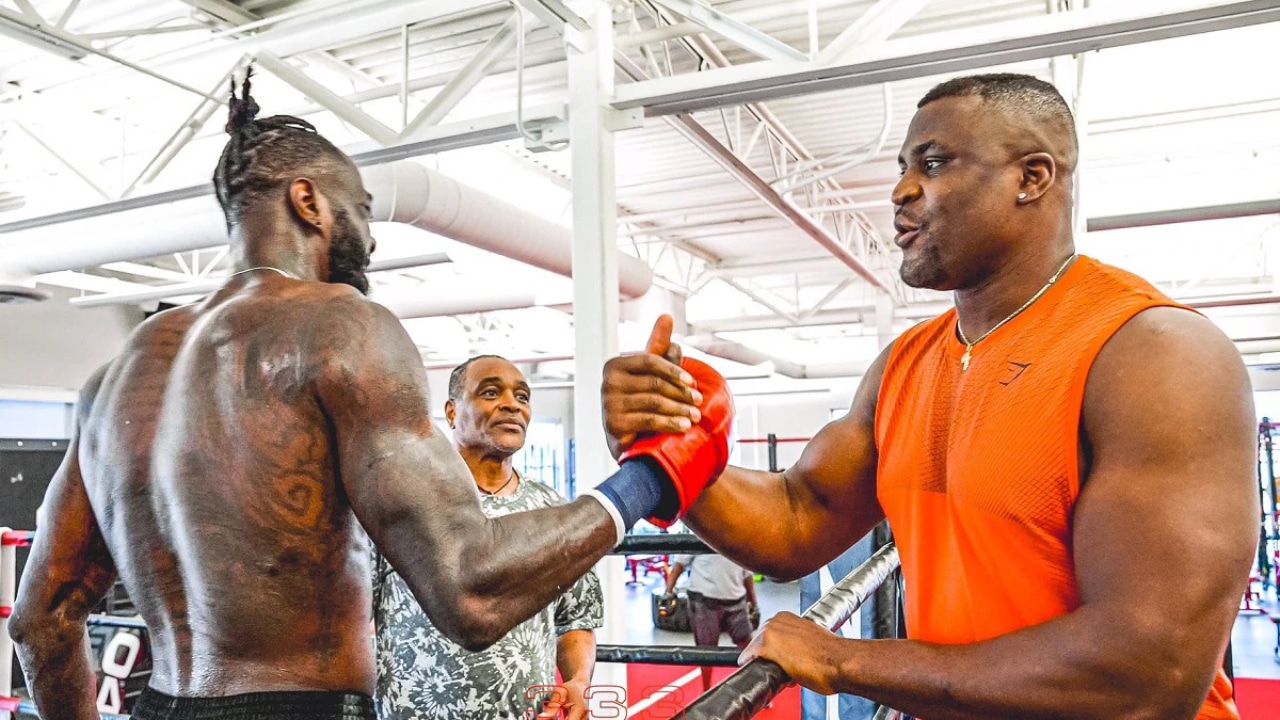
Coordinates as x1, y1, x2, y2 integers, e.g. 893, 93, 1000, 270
12, 0, 44, 24
400, 13, 521, 140
649, 0, 808, 62
0, 7, 218, 100
257, 52, 399, 146
706, 254, 845, 278
818, 0, 934, 65
720, 277, 799, 321
1087, 198, 1280, 232
177, 0, 256, 25
0, 104, 566, 235
512, 0, 588, 35
70, 253, 452, 308
690, 302, 952, 334
11, 120, 112, 200
611, 47, 896, 296
174, 0, 382, 89
0, 8, 85, 59
614, 0, 1280, 115
122, 59, 248, 198
666, 113, 894, 295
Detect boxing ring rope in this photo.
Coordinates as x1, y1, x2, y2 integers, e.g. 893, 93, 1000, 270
666, 543, 900, 720
615, 533, 713, 555
3, 528, 902, 720
597, 645, 741, 667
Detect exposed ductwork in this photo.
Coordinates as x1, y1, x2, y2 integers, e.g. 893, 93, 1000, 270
363, 161, 653, 300
0, 160, 654, 315
684, 333, 870, 380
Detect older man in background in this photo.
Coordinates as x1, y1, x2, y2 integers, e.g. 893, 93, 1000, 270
373, 355, 603, 720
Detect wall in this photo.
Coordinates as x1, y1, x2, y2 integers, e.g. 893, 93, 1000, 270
731, 390, 856, 471
0, 288, 143, 394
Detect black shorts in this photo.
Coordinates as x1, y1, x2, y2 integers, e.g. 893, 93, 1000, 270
131, 688, 375, 720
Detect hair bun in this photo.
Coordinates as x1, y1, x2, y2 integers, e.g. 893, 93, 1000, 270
224, 67, 260, 134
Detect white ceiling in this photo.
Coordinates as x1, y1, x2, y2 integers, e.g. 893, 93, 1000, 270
1, 0, 1279, 389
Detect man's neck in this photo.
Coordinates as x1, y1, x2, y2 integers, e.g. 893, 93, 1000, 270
457, 445, 517, 495
230, 217, 324, 282
953, 240, 1076, 342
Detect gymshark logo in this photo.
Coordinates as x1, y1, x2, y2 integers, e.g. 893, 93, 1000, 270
999, 362, 1032, 386
9, 471, 22, 484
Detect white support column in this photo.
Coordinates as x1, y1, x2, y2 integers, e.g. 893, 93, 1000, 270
565, 0, 627, 694
1048, 19, 1088, 240
1071, 50, 1089, 240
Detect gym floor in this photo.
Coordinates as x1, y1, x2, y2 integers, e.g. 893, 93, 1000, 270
1233, 612, 1280, 681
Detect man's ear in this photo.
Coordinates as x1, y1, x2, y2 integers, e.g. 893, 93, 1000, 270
288, 178, 331, 234
444, 399, 457, 429
1016, 152, 1057, 204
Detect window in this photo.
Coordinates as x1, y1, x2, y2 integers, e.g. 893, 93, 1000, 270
512, 420, 567, 496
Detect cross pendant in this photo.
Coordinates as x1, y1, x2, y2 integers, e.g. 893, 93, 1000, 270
961, 346, 972, 371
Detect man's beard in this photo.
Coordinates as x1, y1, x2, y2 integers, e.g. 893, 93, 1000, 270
898, 241, 948, 290
328, 208, 371, 295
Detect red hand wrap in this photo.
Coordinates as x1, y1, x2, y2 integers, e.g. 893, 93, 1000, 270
619, 357, 735, 528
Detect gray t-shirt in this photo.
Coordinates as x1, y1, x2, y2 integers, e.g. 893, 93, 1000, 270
673, 553, 751, 601
372, 479, 604, 720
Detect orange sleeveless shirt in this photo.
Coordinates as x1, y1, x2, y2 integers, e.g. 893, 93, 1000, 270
874, 256, 1237, 719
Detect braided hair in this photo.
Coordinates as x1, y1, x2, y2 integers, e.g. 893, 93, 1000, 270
213, 68, 353, 227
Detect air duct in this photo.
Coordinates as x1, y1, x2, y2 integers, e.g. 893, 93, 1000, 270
684, 334, 870, 380
363, 162, 653, 300
0, 160, 654, 313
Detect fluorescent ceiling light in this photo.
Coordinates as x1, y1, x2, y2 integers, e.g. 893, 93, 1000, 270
0, 15, 87, 61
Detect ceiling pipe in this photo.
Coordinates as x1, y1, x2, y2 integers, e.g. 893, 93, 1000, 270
684, 333, 870, 380
69, 252, 453, 309
0, 160, 654, 307
364, 162, 653, 299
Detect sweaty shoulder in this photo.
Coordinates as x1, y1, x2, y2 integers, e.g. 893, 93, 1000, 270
299, 283, 431, 413
294, 284, 411, 367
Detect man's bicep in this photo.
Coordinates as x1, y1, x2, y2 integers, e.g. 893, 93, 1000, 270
1075, 309, 1255, 659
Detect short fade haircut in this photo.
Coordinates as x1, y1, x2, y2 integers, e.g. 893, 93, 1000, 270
918, 73, 1078, 166
447, 355, 510, 403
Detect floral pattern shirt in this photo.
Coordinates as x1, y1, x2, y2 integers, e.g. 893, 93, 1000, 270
372, 479, 604, 720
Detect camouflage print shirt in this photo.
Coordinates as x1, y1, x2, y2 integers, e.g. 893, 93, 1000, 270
372, 478, 604, 720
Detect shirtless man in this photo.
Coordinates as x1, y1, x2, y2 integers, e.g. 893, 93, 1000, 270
602, 74, 1257, 719
8, 77, 730, 720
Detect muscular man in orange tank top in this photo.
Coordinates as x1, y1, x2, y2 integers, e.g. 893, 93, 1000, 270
602, 74, 1257, 720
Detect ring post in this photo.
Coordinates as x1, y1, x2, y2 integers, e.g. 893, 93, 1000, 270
1, 526, 14, 720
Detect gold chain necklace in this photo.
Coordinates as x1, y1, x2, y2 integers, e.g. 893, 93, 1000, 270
956, 254, 1077, 371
